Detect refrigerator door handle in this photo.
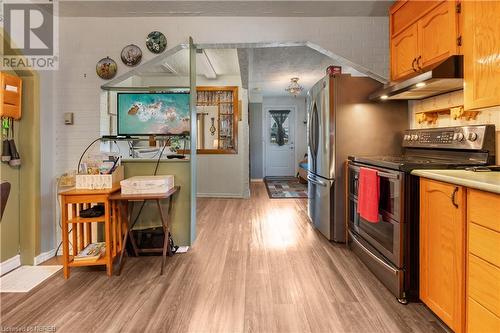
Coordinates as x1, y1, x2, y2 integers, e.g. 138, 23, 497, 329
310, 102, 319, 158
308, 103, 315, 155
307, 174, 328, 187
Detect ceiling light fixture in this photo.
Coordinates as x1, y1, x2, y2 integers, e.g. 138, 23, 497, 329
380, 95, 389, 100
415, 82, 426, 88
285, 77, 304, 96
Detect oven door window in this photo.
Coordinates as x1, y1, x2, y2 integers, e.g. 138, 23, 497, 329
358, 215, 401, 267
379, 173, 401, 222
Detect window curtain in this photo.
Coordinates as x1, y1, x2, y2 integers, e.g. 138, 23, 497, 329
270, 110, 290, 146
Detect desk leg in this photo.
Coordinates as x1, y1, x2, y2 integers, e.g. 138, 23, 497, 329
104, 201, 112, 277
157, 198, 173, 276
128, 201, 140, 257
117, 201, 129, 276
61, 200, 70, 279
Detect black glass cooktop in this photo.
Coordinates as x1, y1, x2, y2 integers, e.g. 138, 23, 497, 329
349, 155, 486, 172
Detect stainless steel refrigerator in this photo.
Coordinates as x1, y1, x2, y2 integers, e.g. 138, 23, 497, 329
307, 74, 408, 242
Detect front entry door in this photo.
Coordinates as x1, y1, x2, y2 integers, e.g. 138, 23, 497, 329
265, 108, 295, 176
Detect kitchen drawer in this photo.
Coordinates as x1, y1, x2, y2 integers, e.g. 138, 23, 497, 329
467, 297, 500, 333
468, 254, 500, 317
468, 189, 500, 232
469, 223, 500, 267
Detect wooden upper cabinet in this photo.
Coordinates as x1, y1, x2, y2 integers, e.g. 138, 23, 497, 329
463, 0, 500, 111
391, 24, 419, 81
389, 1, 461, 81
420, 178, 465, 333
418, 1, 459, 69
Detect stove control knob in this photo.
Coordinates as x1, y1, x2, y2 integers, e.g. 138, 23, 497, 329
468, 132, 478, 142
411, 134, 419, 141
404, 134, 411, 141
454, 133, 465, 141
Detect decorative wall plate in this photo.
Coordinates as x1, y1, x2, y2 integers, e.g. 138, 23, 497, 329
121, 44, 142, 67
146, 31, 167, 54
96, 57, 117, 80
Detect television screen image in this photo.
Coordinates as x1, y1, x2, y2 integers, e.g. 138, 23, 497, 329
117, 92, 190, 136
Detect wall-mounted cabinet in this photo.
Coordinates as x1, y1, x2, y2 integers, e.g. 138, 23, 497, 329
195, 86, 238, 154
390, 1, 460, 81
0, 72, 23, 119
463, 1, 500, 111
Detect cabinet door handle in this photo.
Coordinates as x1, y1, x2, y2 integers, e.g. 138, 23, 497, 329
451, 187, 459, 208
411, 58, 417, 71
416, 56, 422, 70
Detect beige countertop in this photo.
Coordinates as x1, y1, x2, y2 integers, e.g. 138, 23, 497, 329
411, 169, 500, 194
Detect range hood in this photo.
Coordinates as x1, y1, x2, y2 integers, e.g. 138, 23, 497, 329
370, 55, 463, 101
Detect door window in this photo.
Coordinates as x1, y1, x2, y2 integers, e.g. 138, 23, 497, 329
269, 110, 290, 146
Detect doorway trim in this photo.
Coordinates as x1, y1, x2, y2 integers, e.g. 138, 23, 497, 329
262, 105, 297, 177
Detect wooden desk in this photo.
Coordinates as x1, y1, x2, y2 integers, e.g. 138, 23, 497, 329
59, 185, 121, 279
109, 186, 180, 276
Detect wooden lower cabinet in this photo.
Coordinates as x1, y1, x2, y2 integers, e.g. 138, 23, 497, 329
420, 178, 466, 333
467, 298, 500, 333
467, 189, 500, 333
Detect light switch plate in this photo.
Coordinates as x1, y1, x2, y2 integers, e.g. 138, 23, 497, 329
64, 112, 73, 125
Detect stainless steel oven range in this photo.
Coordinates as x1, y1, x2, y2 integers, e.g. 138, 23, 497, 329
347, 124, 496, 304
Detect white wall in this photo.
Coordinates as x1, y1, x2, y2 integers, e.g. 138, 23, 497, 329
262, 96, 307, 176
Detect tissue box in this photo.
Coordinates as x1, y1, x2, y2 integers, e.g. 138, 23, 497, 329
120, 175, 174, 195
76, 166, 123, 190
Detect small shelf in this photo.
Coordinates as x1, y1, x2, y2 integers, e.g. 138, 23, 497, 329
415, 105, 480, 125
68, 216, 106, 224
68, 257, 107, 267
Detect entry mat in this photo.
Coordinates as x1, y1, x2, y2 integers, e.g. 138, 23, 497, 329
264, 176, 308, 199
0, 265, 62, 293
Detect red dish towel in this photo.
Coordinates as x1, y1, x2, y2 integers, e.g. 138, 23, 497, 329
357, 167, 380, 223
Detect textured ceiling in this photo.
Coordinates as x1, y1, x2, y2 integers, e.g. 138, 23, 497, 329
59, 1, 393, 17
246, 46, 364, 97
118, 45, 364, 96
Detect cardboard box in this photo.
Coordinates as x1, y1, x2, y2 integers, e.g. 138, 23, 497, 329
76, 166, 124, 190
120, 175, 174, 195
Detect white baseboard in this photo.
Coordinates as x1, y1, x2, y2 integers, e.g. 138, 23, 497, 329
250, 178, 263, 182
34, 249, 57, 265
197, 192, 245, 198
0, 255, 21, 276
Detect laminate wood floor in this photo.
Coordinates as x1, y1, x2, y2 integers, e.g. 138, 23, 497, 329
0, 183, 447, 333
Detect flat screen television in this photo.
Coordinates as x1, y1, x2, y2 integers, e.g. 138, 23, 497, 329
117, 92, 190, 136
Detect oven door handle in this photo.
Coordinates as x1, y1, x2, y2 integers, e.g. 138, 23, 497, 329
350, 233, 399, 275
377, 171, 399, 180
349, 165, 399, 180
